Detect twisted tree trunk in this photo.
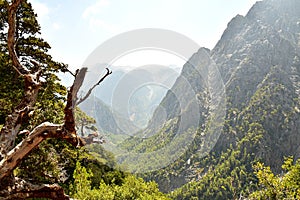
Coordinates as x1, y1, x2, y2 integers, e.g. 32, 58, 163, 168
0, 0, 111, 198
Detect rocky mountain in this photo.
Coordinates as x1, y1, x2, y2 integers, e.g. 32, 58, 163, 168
212, 0, 300, 168
117, 0, 300, 198
79, 63, 181, 142
79, 96, 127, 135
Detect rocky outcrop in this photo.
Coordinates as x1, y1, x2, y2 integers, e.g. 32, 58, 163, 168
134, 0, 300, 192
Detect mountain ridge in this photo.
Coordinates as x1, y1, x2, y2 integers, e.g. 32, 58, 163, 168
115, 0, 300, 198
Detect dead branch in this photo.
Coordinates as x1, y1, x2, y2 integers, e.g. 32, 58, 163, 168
76, 67, 112, 106
0, 65, 88, 180
63, 66, 76, 77
0, 121, 85, 181
0, 177, 69, 200
72, 68, 88, 106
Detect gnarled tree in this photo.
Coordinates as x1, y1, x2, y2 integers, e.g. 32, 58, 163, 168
0, 0, 111, 199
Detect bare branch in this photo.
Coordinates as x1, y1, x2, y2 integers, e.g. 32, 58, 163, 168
18, 130, 29, 135
0, 122, 85, 181
0, 123, 61, 180
0, 72, 41, 158
72, 68, 88, 106
76, 68, 112, 106
63, 66, 76, 77
0, 66, 88, 181
0, 178, 69, 200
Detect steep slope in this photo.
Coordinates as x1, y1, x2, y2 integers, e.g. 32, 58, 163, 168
170, 0, 300, 199
212, 0, 300, 168
116, 48, 215, 174
79, 96, 137, 140
80, 63, 180, 134
119, 0, 300, 198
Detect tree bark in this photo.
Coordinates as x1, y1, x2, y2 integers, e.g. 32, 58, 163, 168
0, 0, 110, 199
0, 177, 69, 200
0, 0, 41, 159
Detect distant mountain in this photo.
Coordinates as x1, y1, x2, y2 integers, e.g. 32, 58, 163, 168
79, 95, 126, 135
80, 63, 181, 134
118, 0, 300, 198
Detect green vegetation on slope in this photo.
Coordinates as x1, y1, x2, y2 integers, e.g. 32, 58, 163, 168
71, 160, 170, 200
250, 157, 300, 199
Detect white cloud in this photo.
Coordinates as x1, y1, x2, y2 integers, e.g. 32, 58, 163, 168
82, 0, 110, 19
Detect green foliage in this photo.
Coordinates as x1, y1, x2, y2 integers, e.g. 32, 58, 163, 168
168, 121, 265, 200
0, 52, 24, 124
70, 161, 170, 200
70, 161, 95, 200
15, 141, 62, 183
0, 0, 68, 126
75, 107, 97, 136
111, 176, 170, 200
250, 157, 300, 199
169, 147, 257, 200
0, 0, 73, 188
82, 155, 125, 189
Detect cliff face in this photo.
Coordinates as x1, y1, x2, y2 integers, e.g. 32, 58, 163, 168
119, 0, 300, 194
212, 0, 300, 169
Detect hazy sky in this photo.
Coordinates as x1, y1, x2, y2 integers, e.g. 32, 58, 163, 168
28, 0, 257, 70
